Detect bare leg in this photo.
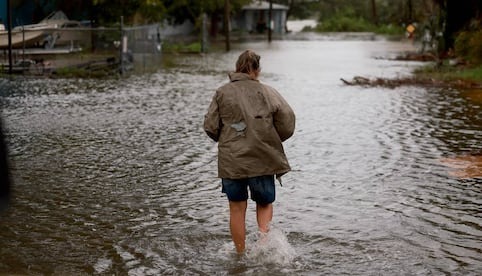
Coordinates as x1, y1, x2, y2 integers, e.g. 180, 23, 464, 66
229, 200, 247, 253
256, 203, 273, 233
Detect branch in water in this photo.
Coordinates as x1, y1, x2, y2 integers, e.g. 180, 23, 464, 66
340, 76, 482, 89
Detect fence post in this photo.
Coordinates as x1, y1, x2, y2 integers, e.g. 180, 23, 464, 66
202, 13, 208, 53
7, 0, 12, 74
22, 24, 25, 62
268, 0, 272, 42
119, 16, 124, 75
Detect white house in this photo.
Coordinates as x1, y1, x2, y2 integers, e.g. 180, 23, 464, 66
232, 1, 289, 34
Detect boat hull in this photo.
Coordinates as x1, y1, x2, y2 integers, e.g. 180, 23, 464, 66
0, 29, 51, 49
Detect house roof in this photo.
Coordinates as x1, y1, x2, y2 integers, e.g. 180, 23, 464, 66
242, 1, 289, 11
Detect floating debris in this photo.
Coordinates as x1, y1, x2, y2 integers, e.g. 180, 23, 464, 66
340, 76, 482, 89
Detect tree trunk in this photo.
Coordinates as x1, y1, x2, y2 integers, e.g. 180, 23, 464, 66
435, 0, 481, 52
371, 0, 378, 26
210, 12, 219, 38
268, 0, 273, 42
224, 0, 230, 52
285, 0, 294, 33
407, 0, 413, 22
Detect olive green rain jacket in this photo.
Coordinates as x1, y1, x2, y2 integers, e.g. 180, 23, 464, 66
204, 72, 295, 179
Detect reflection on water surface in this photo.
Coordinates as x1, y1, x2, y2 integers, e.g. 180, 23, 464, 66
441, 155, 482, 179
0, 38, 480, 275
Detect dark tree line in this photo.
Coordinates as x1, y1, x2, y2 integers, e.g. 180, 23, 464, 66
10, 0, 481, 52
433, 0, 482, 51
297, 0, 481, 52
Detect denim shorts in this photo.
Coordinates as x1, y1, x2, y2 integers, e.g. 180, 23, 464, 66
221, 175, 275, 205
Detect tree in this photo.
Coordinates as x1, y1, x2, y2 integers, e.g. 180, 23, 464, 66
277, 0, 320, 32
224, 0, 230, 51
137, 0, 167, 23
370, 0, 378, 26
163, 0, 249, 37
279, 0, 319, 20
92, 0, 166, 25
433, 0, 482, 52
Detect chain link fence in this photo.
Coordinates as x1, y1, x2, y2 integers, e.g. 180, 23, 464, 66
0, 23, 163, 76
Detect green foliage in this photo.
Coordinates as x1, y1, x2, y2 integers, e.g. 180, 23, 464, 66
276, 0, 320, 20
454, 31, 472, 57
53, 67, 116, 78
313, 0, 434, 32
313, 11, 403, 35
310, 3, 410, 34
93, 0, 140, 25
454, 29, 482, 65
164, 0, 202, 24
415, 63, 482, 83
92, 0, 250, 26
374, 24, 404, 35
164, 0, 250, 24
317, 1, 367, 22
138, 0, 167, 22
316, 15, 373, 32
452, 65, 482, 82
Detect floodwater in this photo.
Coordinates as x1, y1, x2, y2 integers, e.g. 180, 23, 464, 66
0, 37, 481, 275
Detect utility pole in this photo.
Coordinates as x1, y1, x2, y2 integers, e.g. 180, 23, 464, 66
268, 0, 273, 42
224, 0, 230, 51
7, 0, 12, 74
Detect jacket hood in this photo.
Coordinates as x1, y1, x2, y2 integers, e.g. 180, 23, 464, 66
229, 72, 258, 82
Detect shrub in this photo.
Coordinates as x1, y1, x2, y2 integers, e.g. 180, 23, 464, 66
316, 16, 373, 32
454, 29, 482, 65
375, 24, 404, 35
314, 13, 403, 35
455, 31, 472, 58
468, 30, 482, 64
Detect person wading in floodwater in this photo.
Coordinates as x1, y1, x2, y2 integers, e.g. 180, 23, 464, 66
204, 50, 295, 253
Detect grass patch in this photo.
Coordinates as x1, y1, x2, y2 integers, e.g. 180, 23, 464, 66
451, 65, 482, 83
53, 66, 118, 78
415, 63, 482, 84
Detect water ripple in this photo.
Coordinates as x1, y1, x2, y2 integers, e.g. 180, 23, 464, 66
0, 40, 481, 275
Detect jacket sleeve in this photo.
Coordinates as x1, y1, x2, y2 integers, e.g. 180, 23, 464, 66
204, 92, 221, 142
272, 91, 295, 142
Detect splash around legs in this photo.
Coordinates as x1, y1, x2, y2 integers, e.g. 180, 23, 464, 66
228, 200, 274, 254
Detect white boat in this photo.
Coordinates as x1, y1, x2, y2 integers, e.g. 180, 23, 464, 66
35, 11, 91, 48
0, 11, 90, 49
0, 25, 52, 49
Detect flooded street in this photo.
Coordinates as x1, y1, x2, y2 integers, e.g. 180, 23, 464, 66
0, 38, 481, 275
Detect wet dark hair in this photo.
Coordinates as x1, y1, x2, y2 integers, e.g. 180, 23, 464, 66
235, 50, 261, 74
